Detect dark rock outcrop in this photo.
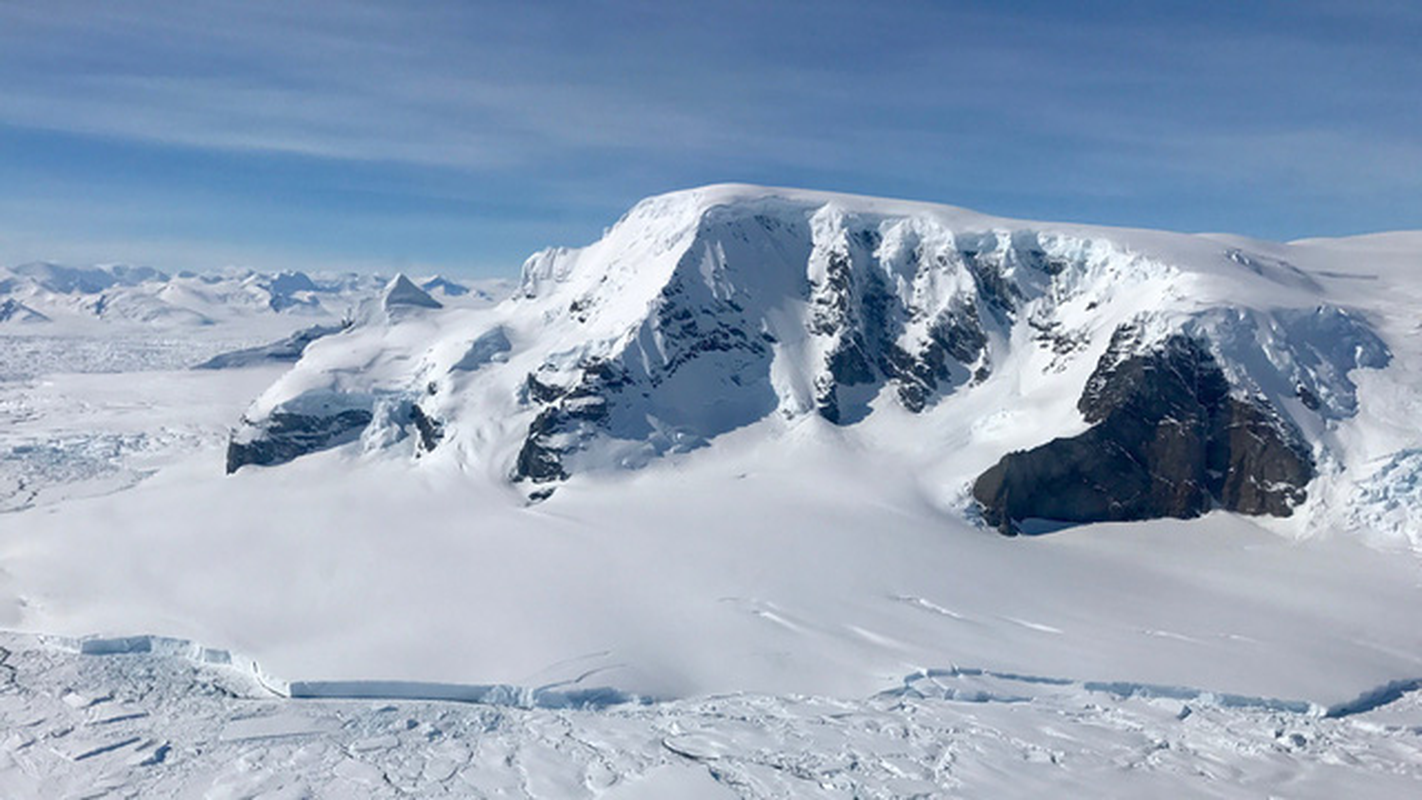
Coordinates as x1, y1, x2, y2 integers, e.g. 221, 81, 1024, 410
807, 246, 991, 423
0, 298, 49, 324
973, 328, 1314, 533
512, 359, 628, 483
225, 409, 373, 474
888, 299, 989, 412
409, 404, 444, 453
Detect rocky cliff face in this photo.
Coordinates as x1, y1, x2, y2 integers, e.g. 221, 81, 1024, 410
972, 327, 1316, 533
226, 407, 374, 474
507, 204, 1080, 485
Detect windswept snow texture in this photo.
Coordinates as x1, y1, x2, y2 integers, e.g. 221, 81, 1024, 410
1, 633, 1421, 798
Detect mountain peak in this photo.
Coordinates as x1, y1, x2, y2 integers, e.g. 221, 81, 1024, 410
228, 185, 1404, 540
383, 273, 443, 310
420, 276, 470, 297
0, 297, 50, 324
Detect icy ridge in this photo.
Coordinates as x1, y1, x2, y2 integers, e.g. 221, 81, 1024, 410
886, 666, 1324, 716
43, 634, 290, 699
40, 634, 646, 710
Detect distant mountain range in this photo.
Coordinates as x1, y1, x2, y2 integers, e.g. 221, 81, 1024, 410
0, 261, 509, 329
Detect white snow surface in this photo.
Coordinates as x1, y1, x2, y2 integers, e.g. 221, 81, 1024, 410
1, 185, 1421, 794
2, 632, 1421, 798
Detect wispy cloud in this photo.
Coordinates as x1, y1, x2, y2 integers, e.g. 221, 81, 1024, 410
0, 0, 1416, 272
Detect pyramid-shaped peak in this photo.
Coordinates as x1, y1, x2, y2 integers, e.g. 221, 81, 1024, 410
383, 273, 443, 310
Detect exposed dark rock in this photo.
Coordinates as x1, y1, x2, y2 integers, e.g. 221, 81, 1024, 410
513, 407, 572, 483
0, 298, 49, 324
1210, 397, 1312, 515
889, 300, 990, 412
962, 250, 1020, 316
973, 329, 1314, 533
815, 327, 878, 423
409, 404, 444, 453
806, 242, 993, 421
512, 359, 629, 483
226, 409, 373, 474
931, 302, 990, 366
1029, 314, 1087, 359
650, 281, 768, 385
809, 249, 876, 422
826, 333, 877, 385
573, 359, 633, 396
809, 251, 855, 336
524, 372, 568, 405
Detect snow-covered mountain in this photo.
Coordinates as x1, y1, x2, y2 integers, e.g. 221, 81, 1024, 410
228, 184, 1417, 542
5, 186, 1419, 796
0, 261, 505, 331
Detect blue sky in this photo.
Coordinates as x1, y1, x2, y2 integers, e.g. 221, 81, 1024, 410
0, 1, 1418, 277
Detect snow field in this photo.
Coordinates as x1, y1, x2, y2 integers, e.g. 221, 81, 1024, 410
1, 633, 1419, 798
